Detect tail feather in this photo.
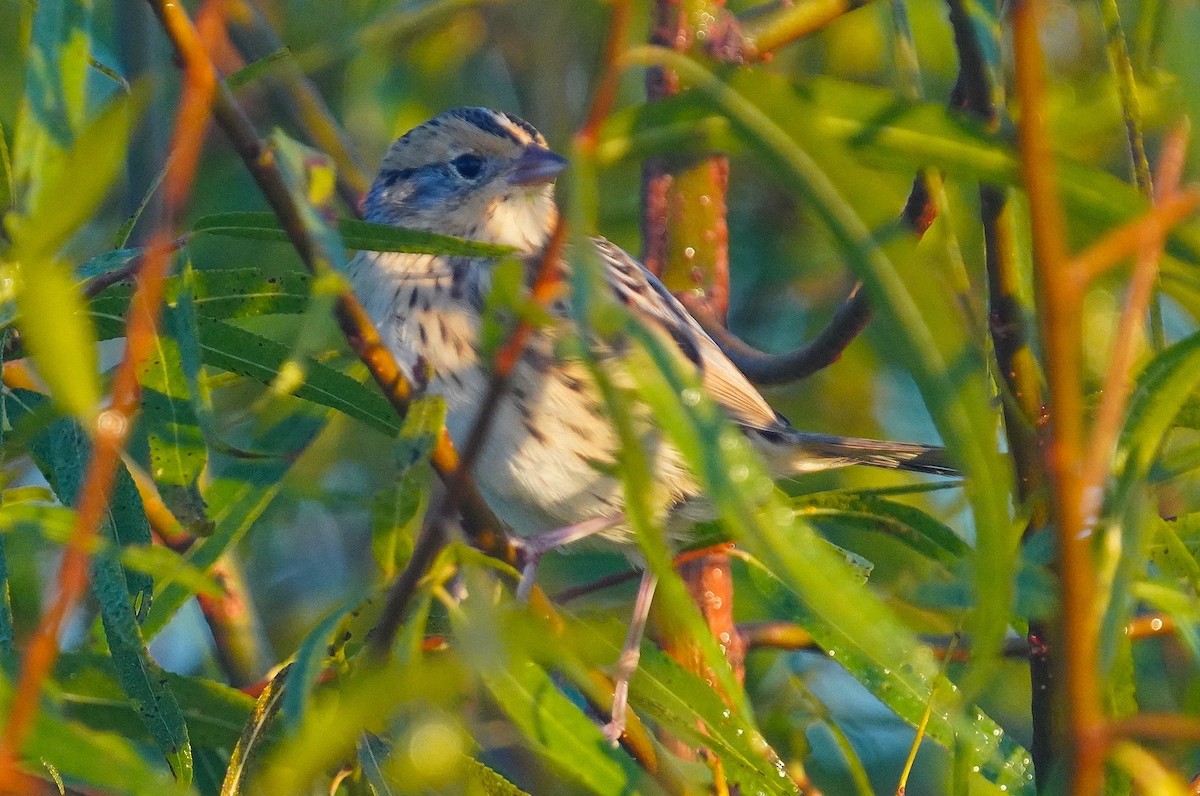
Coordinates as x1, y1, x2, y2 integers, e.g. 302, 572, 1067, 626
753, 429, 958, 477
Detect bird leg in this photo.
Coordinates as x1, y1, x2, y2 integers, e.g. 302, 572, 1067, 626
604, 569, 658, 747
514, 513, 625, 601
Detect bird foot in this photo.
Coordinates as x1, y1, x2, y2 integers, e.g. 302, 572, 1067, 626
511, 514, 625, 601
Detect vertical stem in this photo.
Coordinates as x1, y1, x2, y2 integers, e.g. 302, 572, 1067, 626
642, 0, 742, 765
1013, 1, 1105, 792
198, 555, 273, 687
1096, 0, 1165, 350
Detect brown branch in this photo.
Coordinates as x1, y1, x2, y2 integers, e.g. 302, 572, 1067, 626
0, 2, 226, 787
370, 0, 633, 654
146, 0, 511, 567
368, 220, 568, 657
1014, 2, 1106, 793
740, 616, 1178, 655
640, 6, 743, 776
679, 285, 871, 385
1109, 715, 1200, 743
225, 0, 370, 214
946, 0, 1058, 782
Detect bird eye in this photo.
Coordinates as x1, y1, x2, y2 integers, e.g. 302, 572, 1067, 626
450, 154, 484, 180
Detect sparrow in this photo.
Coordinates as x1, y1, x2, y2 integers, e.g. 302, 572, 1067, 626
346, 107, 953, 742
348, 106, 951, 546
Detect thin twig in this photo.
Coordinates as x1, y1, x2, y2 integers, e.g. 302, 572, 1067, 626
370, 0, 632, 655
1110, 715, 1200, 742
947, 0, 1057, 779
553, 543, 738, 603
678, 287, 871, 385
0, 2, 226, 787
896, 637, 955, 795
1080, 122, 1191, 521
1071, 190, 1200, 285
1014, 1, 1106, 792
225, 0, 370, 213
368, 219, 568, 657
145, 0, 509, 563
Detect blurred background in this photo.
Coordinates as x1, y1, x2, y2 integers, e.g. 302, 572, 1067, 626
3, 0, 1200, 791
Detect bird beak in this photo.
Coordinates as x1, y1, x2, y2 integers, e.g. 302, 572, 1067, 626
509, 146, 568, 186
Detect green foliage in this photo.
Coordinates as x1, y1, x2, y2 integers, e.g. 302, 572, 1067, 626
2, 0, 1199, 793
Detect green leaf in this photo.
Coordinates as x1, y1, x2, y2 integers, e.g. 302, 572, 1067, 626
466, 759, 532, 796
192, 211, 517, 257
222, 665, 289, 796
11, 256, 100, 422
10, 0, 92, 208
10, 413, 206, 791
4, 91, 143, 423
371, 397, 443, 579
0, 502, 220, 598
89, 268, 312, 332
1115, 331, 1200, 482
57, 651, 257, 750
138, 296, 210, 533
7, 90, 142, 261
470, 643, 651, 794
144, 399, 331, 638
226, 47, 292, 90
0, 530, 14, 670
795, 492, 970, 566
9, 390, 153, 615
279, 601, 356, 729
94, 540, 193, 783
95, 291, 397, 436
194, 316, 398, 434
27, 703, 186, 795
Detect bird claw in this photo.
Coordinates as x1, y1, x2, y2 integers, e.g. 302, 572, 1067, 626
510, 514, 625, 601
514, 546, 541, 603
602, 716, 625, 748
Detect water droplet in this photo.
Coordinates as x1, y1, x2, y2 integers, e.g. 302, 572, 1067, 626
684, 246, 696, 259
731, 464, 749, 482
682, 387, 701, 406
97, 409, 127, 437
1151, 617, 1163, 631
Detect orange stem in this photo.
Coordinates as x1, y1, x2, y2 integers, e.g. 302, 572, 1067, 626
1071, 189, 1200, 286
1080, 124, 1192, 516
0, 2, 225, 788
1013, 0, 1105, 792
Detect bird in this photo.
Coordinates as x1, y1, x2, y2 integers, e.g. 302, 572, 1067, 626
346, 106, 954, 741
349, 106, 951, 540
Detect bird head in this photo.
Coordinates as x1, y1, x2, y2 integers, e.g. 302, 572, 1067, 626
363, 107, 567, 254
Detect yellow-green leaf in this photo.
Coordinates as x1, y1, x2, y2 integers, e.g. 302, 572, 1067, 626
13, 256, 99, 421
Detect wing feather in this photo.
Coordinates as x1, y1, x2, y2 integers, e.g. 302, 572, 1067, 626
590, 237, 782, 433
